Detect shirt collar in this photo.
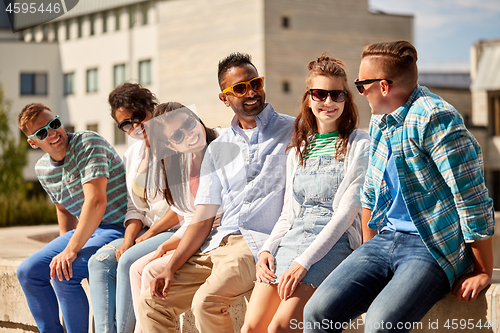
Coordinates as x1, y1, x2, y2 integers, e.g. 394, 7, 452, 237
230, 102, 275, 133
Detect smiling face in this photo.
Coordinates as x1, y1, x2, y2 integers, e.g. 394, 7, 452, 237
218, 64, 265, 128
309, 75, 345, 134
26, 109, 68, 161
163, 112, 207, 154
115, 107, 152, 143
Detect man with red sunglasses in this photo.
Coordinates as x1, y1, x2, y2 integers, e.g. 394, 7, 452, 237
16, 103, 128, 333
304, 41, 495, 332
139, 53, 295, 333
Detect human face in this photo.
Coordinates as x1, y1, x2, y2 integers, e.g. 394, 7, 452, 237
115, 107, 152, 141
219, 64, 265, 128
26, 109, 68, 161
163, 112, 206, 154
309, 75, 345, 134
358, 57, 392, 115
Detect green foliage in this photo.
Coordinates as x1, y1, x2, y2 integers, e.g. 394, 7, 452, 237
0, 194, 57, 227
0, 83, 29, 196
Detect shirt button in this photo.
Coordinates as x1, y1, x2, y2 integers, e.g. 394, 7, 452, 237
245, 201, 249, 204
263, 123, 266, 126
248, 177, 252, 181
246, 158, 249, 162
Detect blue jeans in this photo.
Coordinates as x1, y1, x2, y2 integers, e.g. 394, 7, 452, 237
16, 224, 125, 333
88, 230, 175, 333
303, 231, 450, 333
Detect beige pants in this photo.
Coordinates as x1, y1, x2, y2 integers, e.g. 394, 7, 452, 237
138, 235, 256, 333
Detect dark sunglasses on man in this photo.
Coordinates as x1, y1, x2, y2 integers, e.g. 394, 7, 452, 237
168, 115, 199, 145
309, 89, 348, 103
28, 116, 62, 141
354, 78, 393, 94
117, 113, 147, 132
222, 77, 265, 97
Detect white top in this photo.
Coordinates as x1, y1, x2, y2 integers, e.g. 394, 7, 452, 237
259, 129, 370, 270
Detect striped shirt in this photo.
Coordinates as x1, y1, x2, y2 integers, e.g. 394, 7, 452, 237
305, 131, 339, 159
361, 85, 495, 287
35, 131, 127, 225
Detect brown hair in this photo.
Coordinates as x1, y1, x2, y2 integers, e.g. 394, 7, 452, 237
150, 103, 218, 212
361, 40, 418, 90
108, 82, 158, 122
289, 55, 358, 165
18, 103, 52, 135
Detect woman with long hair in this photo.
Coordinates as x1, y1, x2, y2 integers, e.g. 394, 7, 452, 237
241, 55, 370, 333
129, 102, 220, 333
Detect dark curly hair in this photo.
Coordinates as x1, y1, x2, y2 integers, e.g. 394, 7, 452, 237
289, 54, 358, 165
108, 82, 158, 122
217, 52, 257, 88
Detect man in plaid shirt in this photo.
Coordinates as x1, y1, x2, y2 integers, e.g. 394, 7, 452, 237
304, 40, 495, 333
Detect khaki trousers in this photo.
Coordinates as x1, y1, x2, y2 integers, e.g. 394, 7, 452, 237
138, 235, 256, 333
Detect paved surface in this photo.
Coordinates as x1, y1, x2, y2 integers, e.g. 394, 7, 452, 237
0, 224, 59, 261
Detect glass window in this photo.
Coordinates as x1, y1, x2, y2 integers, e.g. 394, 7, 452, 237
90, 14, 95, 35
102, 11, 108, 33
65, 20, 70, 40
53, 22, 59, 41
128, 6, 135, 29
86, 68, 98, 93
65, 125, 75, 133
63, 72, 75, 95
20, 73, 48, 95
282, 16, 290, 28
77, 17, 83, 38
141, 3, 148, 25
138, 60, 151, 85
114, 64, 126, 88
114, 126, 127, 145
87, 123, 98, 133
115, 9, 121, 31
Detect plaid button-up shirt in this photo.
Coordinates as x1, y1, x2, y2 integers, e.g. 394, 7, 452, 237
361, 85, 495, 287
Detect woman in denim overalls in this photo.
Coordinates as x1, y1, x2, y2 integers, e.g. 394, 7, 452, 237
242, 55, 371, 333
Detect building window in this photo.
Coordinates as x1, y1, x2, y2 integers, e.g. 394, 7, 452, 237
77, 17, 83, 38
282, 16, 290, 28
53, 22, 59, 41
114, 64, 126, 88
141, 3, 148, 25
90, 14, 95, 35
66, 20, 70, 40
115, 9, 121, 31
42, 26, 48, 41
282, 81, 290, 93
63, 72, 75, 95
102, 11, 108, 33
65, 125, 75, 133
128, 6, 135, 29
490, 92, 500, 136
20, 73, 48, 95
87, 123, 99, 133
491, 171, 500, 211
139, 60, 151, 85
114, 126, 127, 145
86, 68, 98, 93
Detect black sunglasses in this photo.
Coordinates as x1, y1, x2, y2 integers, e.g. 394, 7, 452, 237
168, 115, 199, 145
354, 79, 393, 94
28, 116, 62, 141
309, 89, 348, 103
117, 113, 147, 132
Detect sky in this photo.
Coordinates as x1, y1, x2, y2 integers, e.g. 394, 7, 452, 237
369, 0, 500, 72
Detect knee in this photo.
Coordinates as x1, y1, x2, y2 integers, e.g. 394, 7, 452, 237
117, 251, 136, 275
16, 259, 38, 285
88, 244, 117, 274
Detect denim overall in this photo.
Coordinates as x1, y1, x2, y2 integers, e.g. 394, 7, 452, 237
273, 155, 353, 287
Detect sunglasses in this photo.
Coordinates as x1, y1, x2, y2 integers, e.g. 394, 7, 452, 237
222, 77, 265, 97
168, 115, 199, 145
117, 113, 147, 132
309, 89, 348, 103
354, 78, 393, 94
28, 116, 62, 141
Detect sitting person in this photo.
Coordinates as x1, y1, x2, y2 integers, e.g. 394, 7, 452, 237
241, 55, 370, 333
129, 102, 220, 333
16, 103, 128, 333
88, 84, 183, 333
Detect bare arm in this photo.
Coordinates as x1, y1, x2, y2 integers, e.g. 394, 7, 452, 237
135, 209, 180, 244
55, 203, 78, 235
452, 238, 493, 301
150, 204, 218, 299
361, 208, 376, 243
50, 177, 108, 281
